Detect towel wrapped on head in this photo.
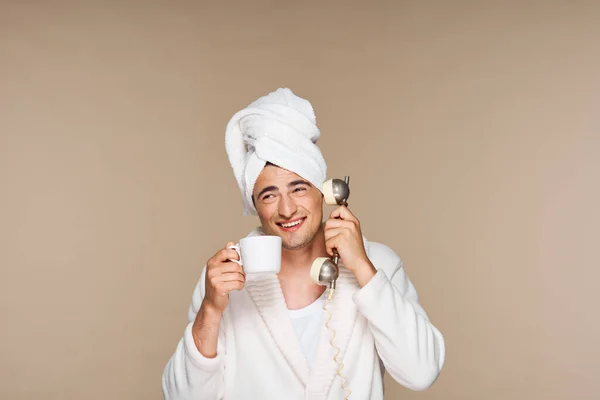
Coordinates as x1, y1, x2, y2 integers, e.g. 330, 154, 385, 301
225, 88, 327, 215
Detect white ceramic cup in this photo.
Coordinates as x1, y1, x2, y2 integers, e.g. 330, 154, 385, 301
227, 235, 282, 274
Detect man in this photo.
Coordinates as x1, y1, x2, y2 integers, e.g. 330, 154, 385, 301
162, 88, 445, 400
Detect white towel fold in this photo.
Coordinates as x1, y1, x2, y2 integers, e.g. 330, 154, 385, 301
225, 88, 327, 215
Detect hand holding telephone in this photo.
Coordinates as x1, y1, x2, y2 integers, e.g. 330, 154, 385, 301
309, 176, 351, 292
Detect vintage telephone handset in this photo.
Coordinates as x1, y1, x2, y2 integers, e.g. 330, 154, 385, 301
309, 176, 352, 399
309, 176, 350, 294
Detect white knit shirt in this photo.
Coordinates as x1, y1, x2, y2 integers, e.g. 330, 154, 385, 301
288, 291, 326, 370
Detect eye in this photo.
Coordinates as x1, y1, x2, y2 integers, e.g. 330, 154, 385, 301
293, 187, 308, 196
261, 193, 278, 203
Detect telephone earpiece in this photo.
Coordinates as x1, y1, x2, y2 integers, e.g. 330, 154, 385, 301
310, 176, 350, 290
323, 178, 350, 207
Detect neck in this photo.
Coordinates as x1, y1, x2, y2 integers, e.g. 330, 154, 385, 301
277, 224, 329, 308
279, 224, 328, 280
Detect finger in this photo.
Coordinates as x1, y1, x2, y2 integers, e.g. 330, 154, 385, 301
211, 271, 246, 285
329, 205, 359, 223
218, 280, 245, 293
215, 247, 240, 263
211, 242, 237, 260
325, 232, 343, 256
216, 262, 245, 276
213, 272, 246, 285
324, 227, 346, 241
324, 218, 355, 231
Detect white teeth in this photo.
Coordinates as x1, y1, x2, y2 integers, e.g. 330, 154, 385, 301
281, 219, 302, 228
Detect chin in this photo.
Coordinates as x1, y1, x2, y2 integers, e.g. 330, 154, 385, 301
282, 242, 308, 251
283, 232, 317, 250
282, 240, 307, 250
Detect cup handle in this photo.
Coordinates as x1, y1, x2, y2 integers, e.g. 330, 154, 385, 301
227, 245, 242, 265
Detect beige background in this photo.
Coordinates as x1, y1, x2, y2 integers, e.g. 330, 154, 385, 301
1, 1, 599, 399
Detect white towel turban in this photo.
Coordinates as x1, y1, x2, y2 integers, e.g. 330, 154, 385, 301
225, 88, 327, 216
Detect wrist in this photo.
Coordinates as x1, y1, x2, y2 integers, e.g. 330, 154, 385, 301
196, 302, 223, 327
192, 303, 222, 338
192, 303, 223, 358
352, 259, 377, 287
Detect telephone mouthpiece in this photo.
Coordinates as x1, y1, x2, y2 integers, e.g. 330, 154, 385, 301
310, 257, 339, 286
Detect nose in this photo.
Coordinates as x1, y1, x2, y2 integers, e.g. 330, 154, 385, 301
278, 194, 298, 219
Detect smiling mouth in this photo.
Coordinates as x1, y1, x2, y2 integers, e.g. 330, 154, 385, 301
277, 217, 306, 229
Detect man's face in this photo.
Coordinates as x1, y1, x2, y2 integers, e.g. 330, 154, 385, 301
253, 165, 324, 250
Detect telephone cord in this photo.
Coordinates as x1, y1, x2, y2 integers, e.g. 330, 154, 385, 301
323, 288, 352, 399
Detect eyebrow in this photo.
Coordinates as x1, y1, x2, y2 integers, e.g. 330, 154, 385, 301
288, 179, 311, 188
255, 179, 311, 199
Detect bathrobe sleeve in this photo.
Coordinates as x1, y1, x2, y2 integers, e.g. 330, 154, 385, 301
162, 266, 226, 400
352, 242, 446, 391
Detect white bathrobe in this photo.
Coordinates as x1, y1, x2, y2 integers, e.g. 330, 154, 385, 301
162, 229, 445, 400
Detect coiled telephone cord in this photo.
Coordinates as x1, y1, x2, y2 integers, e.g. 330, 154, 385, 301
323, 288, 352, 399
